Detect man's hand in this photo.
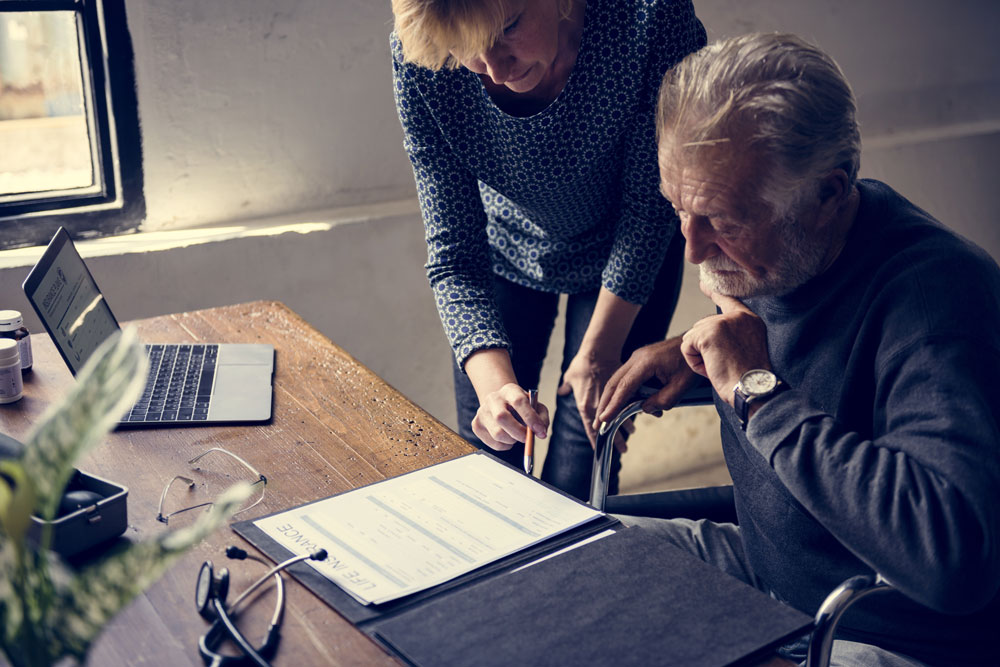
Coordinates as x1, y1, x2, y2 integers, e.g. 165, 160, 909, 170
680, 290, 770, 407
596, 336, 700, 425
471, 383, 550, 451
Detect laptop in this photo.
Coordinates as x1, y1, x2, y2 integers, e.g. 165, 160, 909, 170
22, 227, 274, 427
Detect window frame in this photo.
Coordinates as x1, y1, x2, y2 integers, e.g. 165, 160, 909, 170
0, 0, 143, 249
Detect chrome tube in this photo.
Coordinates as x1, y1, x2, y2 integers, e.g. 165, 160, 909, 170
589, 399, 646, 510
806, 574, 893, 667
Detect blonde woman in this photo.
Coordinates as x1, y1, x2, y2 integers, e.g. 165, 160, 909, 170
391, 0, 705, 499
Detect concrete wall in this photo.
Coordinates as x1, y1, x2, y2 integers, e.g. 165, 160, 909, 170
2, 0, 998, 435
0, 207, 459, 424
697, 0, 1000, 261
125, 0, 416, 230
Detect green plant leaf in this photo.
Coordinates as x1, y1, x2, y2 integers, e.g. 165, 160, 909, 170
0, 541, 19, 650
0, 544, 60, 666
20, 327, 148, 522
0, 326, 256, 666
0, 463, 35, 544
46, 482, 252, 660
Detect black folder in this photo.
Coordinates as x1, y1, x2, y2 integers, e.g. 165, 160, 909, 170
234, 461, 812, 666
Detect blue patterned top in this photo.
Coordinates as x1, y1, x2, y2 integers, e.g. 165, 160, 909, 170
392, 0, 706, 367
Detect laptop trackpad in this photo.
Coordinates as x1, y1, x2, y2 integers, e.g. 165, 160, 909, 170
208, 364, 274, 422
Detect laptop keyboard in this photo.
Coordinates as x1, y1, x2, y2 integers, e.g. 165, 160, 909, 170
123, 344, 218, 423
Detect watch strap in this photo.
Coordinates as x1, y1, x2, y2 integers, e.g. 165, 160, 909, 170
734, 375, 786, 430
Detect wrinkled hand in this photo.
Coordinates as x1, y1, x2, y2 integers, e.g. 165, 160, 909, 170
558, 350, 620, 449
680, 290, 770, 407
472, 383, 549, 451
596, 336, 699, 425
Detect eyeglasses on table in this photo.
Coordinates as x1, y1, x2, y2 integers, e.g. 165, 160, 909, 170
157, 447, 267, 525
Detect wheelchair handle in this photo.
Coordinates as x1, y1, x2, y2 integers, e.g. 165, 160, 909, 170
590, 399, 647, 511
589, 382, 714, 510
806, 574, 893, 667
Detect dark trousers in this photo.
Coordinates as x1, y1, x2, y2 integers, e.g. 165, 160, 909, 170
452, 233, 685, 500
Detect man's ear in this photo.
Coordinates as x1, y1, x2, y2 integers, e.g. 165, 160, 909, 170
815, 169, 849, 227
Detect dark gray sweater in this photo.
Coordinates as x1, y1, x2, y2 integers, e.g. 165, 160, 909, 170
723, 180, 1000, 665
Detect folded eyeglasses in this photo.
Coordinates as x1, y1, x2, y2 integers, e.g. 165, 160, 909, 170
157, 448, 267, 524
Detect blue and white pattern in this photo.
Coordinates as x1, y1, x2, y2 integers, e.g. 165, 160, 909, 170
392, 0, 706, 366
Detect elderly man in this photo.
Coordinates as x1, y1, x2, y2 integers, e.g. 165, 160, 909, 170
597, 33, 1000, 666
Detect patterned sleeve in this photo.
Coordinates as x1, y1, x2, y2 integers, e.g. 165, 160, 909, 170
391, 37, 510, 369
601, 1, 706, 303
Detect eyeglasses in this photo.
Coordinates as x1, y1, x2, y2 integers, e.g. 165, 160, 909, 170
157, 448, 267, 524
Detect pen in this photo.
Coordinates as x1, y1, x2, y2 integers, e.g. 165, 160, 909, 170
524, 389, 537, 476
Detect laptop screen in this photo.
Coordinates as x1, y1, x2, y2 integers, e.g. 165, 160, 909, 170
22, 228, 121, 375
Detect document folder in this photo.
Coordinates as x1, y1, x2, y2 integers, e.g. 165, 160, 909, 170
234, 453, 812, 665
374, 527, 812, 666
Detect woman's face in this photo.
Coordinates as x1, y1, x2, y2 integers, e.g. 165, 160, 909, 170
458, 0, 565, 94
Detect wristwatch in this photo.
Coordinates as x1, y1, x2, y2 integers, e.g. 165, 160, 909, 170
733, 369, 786, 430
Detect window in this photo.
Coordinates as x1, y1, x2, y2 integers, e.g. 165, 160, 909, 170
0, 0, 142, 249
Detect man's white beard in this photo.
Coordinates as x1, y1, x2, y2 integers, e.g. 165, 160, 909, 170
699, 216, 830, 298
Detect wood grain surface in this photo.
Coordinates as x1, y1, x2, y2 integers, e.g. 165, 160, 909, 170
0, 300, 473, 666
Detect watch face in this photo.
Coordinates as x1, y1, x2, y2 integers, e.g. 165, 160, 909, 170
741, 369, 777, 395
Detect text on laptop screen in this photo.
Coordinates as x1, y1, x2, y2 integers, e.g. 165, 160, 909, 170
26, 237, 119, 374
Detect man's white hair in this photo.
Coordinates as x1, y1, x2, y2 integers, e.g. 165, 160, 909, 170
656, 32, 861, 220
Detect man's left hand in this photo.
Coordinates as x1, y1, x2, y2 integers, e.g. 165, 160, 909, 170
680, 289, 771, 407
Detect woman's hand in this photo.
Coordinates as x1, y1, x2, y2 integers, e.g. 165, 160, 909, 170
558, 350, 620, 449
471, 383, 549, 451
563, 287, 644, 451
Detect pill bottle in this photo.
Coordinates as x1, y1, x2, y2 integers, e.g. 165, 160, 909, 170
0, 338, 23, 404
0, 310, 32, 372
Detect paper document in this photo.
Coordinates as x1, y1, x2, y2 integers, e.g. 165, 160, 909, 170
253, 453, 603, 605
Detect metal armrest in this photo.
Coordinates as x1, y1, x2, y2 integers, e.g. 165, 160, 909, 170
603, 486, 737, 523
589, 381, 714, 510
806, 574, 893, 667
590, 398, 646, 510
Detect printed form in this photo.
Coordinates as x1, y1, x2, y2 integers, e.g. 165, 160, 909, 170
254, 453, 602, 605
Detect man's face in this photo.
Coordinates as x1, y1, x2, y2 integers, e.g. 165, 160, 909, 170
457, 0, 563, 94
658, 143, 828, 298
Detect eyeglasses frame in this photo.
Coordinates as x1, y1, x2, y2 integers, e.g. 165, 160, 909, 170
156, 447, 267, 525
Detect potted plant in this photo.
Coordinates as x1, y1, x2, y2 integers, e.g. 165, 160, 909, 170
0, 328, 251, 666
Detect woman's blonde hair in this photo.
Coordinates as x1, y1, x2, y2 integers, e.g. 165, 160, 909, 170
392, 0, 574, 70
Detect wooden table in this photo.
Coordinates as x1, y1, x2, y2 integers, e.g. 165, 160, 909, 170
2, 300, 796, 667
0, 300, 474, 666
